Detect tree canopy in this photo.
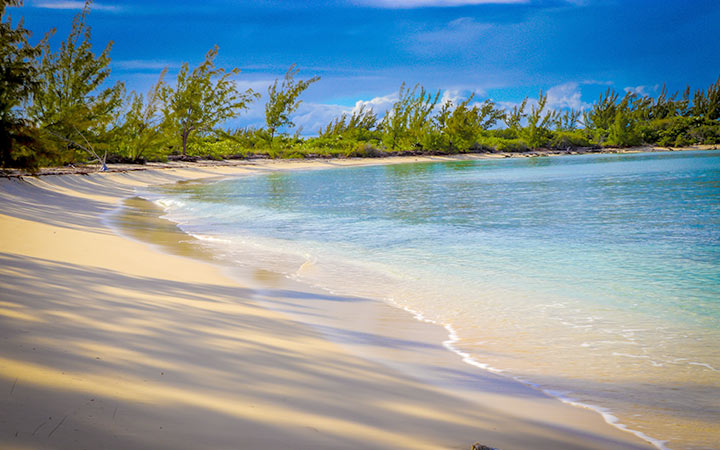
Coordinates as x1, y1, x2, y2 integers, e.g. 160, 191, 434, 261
0, 0, 47, 168
28, 0, 123, 169
265, 64, 320, 145
161, 46, 259, 157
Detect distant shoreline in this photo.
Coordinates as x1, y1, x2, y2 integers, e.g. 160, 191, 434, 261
2, 144, 716, 178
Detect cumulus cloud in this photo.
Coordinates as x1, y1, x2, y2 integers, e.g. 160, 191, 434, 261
291, 103, 353, 135
440, 88, 467, 105
287, 91, 399, 136
34, 1, 122, 11
351, 92, 398, 116
497, 82, 592, 116
546, 82, 590, 110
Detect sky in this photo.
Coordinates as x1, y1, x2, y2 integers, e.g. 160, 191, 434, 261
12, 0, 720, 134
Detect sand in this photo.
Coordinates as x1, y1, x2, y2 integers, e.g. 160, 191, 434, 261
0, 159, 658, 449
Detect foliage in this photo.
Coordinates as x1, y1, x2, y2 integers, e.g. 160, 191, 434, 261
690, 76, 720, 120
380, 83, 440, 150
495, 138, 530, 153
438, 95, 504, 152
503, 97, 527, 135
28, 0, 124, 169
160, 45, 259, 156
583, 89, 619, 144
553, 109, 581, 131
0, 0, 52, 170
114, 69, 167, 161
548, 130, 591, 149
607, 93, 642, 147
265, 64, 319, 144
520, 90, 554, 149
640, 116, 720, 147
320, 104, 379, 142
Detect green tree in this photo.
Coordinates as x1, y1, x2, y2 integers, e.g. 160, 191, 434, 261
28, 0, 125, 170
521, 90, 553, 149
583, 88, 619, 144
691, 76, 720, 120
607, 92, 642, 147
265, 64, 320, 146
0, 0, 49, 170
380, 83, 440, 150
115, 69, 167, 161
320, 104, 378, 140
440, 94, 504, 151
503, 97, 527, 137
161, 46, 259, 157
552, 109, 581, 131
29, 0, 124, 170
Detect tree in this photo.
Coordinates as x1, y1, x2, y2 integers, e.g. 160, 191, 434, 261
161, 46, 258, 157
440, 94, 504, 151
521, 90, 553, 148
320, 104, 378, 140
116, 69, 167, 161
265, 64, 320, 146
503, 97, 527, 136
0, 0, 50, 170
28, 0, 124, 170
380, 83, 440, 150
553, 109, 581, 131
691, 76, 720, 120
607, 92, 642, 147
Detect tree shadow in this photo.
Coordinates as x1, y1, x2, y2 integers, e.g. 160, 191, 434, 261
0, 251, 657, 449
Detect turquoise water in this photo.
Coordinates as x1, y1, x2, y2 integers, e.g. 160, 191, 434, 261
148, 151, 720, 450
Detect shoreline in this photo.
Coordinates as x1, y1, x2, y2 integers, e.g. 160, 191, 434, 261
125, 183, 672, 450
1, 144, 716, 179
118, 175, 669, 450
1, 163, 658, 449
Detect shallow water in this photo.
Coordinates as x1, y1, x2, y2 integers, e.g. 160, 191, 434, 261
146, 151, 720, 450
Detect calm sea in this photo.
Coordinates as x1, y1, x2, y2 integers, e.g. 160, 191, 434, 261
146, 150, 720, 450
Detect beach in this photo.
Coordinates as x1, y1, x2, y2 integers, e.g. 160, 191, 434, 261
0, 158, 664, 449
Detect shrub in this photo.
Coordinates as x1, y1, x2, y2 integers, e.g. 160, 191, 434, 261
549, 130, 591, 149
496, 139, 530, 153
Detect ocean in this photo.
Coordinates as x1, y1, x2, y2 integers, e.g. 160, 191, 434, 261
144, 150, 720, 450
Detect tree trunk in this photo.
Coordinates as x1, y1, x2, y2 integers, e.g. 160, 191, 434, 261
182, 131, 188, 157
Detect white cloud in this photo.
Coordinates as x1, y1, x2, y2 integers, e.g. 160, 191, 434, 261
497, 81, 593, 115
292, 103, 353, 135
624, 84, 659, 97
351, 92, 398, 116
288, 91, 401, 136
355, 0, 527, 8
34, 1, 122, 11
546, 82, 590, 110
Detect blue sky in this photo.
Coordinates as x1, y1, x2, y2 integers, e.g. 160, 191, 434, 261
14, 0, 720, 133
